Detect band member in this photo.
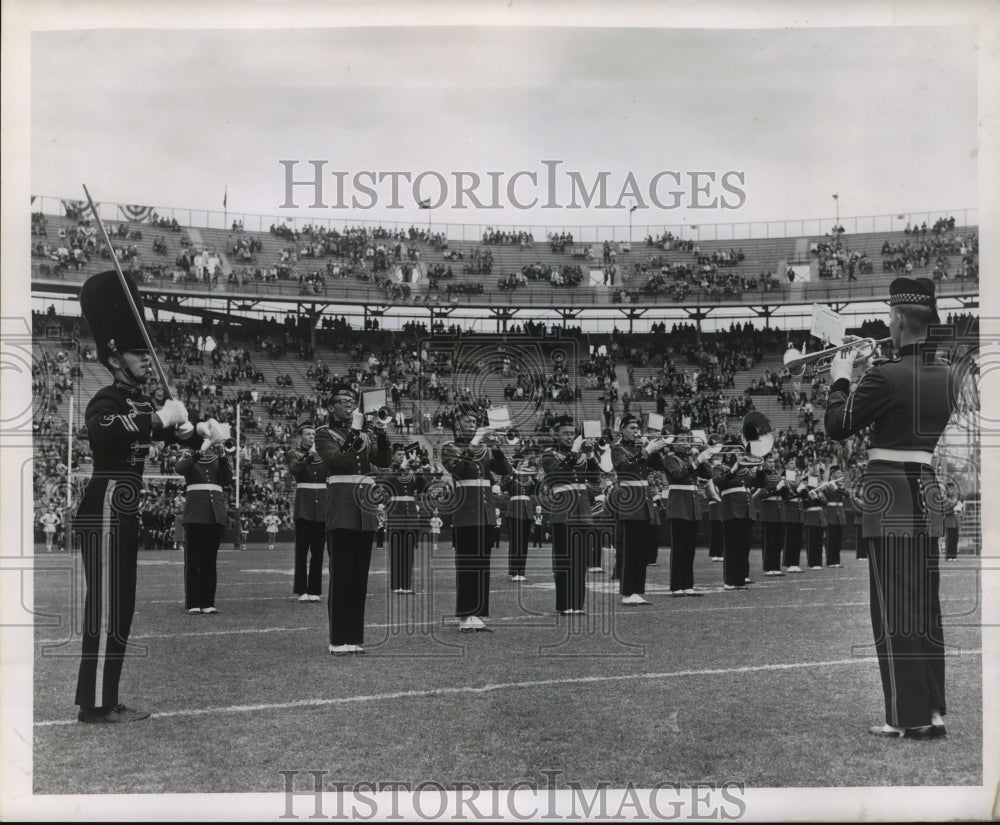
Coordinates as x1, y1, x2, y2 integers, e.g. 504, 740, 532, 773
263, 512, 281, 551
943, 482, 962, 561
74, 270, 194, 723
286, 422, 327, 602
825, 277, 957, 738
705, 465, 725, 563
40, 508, 60, 553
662, 435, 716, 597
383, 444, 425, 594
540, 415, 600, 615
532, 505, 545, 549
440, 402, 512, 632
610, 416, 669, 604
504, 464, 536, 581
176, 425, 233, 614
803, 478, 828, 570
824, 469, 848, 568
716, 454, 759, 590
429, 509, 443, 551
315, 384, 391, 655
781, 474, 806, 573
754, 457, 785, 576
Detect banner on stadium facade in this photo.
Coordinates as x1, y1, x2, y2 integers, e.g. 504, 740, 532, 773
119, 204, 154, 223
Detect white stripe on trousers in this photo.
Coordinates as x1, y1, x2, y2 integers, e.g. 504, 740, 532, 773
96, 480, 115, 706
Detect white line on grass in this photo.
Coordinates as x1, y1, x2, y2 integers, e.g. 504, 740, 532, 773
34, 595, 978, 645
34, 648, 982, 727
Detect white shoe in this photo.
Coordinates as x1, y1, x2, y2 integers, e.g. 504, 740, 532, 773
512, 575, 527, 582
309, 594, 321, 601
622, 594, 650, 605
351, 645, 367, 655
829, 563, 843, 568
187, 607, 202, 614
329, 644, 352, 655
202, 606, 219, 614
399, 589, 414, 595
724, 584, 736, 590
809, 566, 822, 570
458, 617, 476, 633
298, 594, 311, 602
787, 565, 802, 573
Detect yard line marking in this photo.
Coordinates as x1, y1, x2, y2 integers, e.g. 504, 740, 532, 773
33, 595, 979, 645
34, 648, 982, 727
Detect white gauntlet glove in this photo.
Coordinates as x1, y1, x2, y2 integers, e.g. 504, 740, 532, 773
157, 398, 189, 428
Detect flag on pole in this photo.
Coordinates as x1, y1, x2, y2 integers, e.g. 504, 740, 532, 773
832, 193, 839, 200
418, 198, 431, 209
223, 186, 228, 209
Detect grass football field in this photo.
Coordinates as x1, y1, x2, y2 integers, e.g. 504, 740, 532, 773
30, 540, 983, 795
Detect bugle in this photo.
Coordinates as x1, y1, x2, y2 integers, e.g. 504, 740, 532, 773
783, 337, 892, 377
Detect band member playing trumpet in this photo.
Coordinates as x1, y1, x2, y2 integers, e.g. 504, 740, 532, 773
540, 415, 601, 614
824, 277, 957, 739
662, 434, 718, 597
706, 464, 725, 563
440, 402, 512, 632
781, 473, 807, 573
384, 444, 426, 594
715, 452, 762, 590
754, 456, 786, 576
176, 420, 234, 615
804, 477, 829, 570
823, 469, 848, 568
315, 384, 392, 655
286, 421, 327, 602
504, 463, 536, 581
610, 415, 669, 604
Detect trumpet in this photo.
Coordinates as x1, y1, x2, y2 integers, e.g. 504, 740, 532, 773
783, 337, 892, 376
221, 438, 237, 454
484, 428, 520, 446
667, 433, 708, 448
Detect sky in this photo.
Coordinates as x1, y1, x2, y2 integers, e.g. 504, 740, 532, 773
31, 25, 979, 234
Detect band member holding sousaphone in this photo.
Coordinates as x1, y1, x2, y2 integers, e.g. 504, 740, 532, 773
75, 269, 195, 724
286, 421, 328, 602
383, 443, 426, 595
662, 431, 720, 597
504, 462, 537, 582
315, 384, 392, 655
540, 415, 601, 615
610, 415, 670, 604
823, 468, 848, 568
440, 401, 512, 632
824, 276, 958, 738
176, 419, 234, 615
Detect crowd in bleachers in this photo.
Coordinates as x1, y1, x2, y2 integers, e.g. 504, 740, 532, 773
482, 229, 534, 247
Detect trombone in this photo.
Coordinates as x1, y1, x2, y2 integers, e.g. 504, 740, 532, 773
783, 337, 892, 376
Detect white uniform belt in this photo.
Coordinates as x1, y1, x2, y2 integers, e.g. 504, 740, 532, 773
620, 480, 649, 487
296, 482, 327, 490
551, 483, 587, 493
455, 479, 491, 487
765, 496, 783, 501
721, 487, 747, 496
186, 483, 223, 493
389, 495, 415, 502
867, 448, 934, 465
511, 495, 531, 501
668, 485, 697, 492
806, 506, 824, 511
827, 502, 844, 507
326, 475, 375, 484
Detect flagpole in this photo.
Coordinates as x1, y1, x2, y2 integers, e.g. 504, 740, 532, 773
224, 185, 228, 230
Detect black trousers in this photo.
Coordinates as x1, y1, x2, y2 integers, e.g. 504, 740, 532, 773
669, 519, 698, 591
388, 527, 418, 590
869, 534, 945, 727
531, 523, 544, 548
708, 520, 724, 559
552, 522, 588, 611
184, 523, 223, 609
805, 525, 825, 568
294, 519, 326, 596
761, 521, 784, 572
723, 518, 751, 587
945, 526, 959, 560
74, 504, 138, 710
327, 529, 374, 645
783, 523, 803, 567
619, 520, 652, 596
453, 524, 495, 617
508, 517, 531, 576
826, 525, 844, 566
647, 520, 660, 565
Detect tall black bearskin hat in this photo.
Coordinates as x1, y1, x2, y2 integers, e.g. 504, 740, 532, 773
79, 270, 150, 368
